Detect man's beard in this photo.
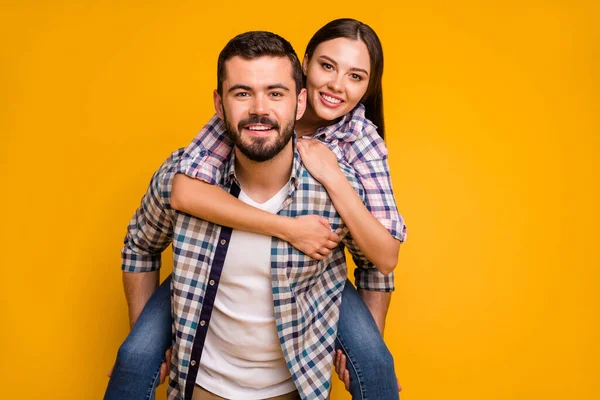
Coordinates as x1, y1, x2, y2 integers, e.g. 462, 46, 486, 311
223, 111, 295, 162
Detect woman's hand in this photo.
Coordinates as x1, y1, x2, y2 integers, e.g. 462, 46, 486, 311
284, 215, 341, 260
296, 138, 341, 185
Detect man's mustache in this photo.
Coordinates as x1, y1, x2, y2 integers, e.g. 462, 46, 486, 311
237, 116, 280, 131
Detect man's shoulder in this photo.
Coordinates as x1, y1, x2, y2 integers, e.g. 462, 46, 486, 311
161, 147, 186, 166
152, 148, 186, 183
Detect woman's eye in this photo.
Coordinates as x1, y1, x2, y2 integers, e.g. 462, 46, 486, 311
350, 73, 363, 81
321, 63, 333, 70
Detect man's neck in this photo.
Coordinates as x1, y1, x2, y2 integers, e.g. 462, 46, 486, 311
234, 141, 294, 203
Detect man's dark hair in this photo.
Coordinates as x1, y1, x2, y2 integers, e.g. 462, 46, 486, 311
217, 31, 303, 95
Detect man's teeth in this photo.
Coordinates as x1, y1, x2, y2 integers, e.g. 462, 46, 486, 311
247, 126, 272, 131
322, 94, 342, 104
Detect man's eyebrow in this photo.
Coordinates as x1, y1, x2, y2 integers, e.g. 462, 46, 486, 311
228, 84, 253, 93
267, 84, 290, 91
227, 84, 291, 92
319, 55, 369, 76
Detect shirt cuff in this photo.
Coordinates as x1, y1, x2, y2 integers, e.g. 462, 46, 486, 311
121, 248, 161, 272
354, 269, 395, 292
175, 153, 219, 185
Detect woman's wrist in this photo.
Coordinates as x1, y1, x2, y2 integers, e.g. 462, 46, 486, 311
319, 166, 345, 189
265, 213, 295, 241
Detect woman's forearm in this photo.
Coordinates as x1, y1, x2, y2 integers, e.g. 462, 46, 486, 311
322, 170, 400, 274
170, 174, 293, 240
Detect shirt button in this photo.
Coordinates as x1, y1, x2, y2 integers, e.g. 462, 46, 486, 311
220, 239, 227, 245
209, 279, 215, 286
190, 360, 196, 366
200, 320, 206, 326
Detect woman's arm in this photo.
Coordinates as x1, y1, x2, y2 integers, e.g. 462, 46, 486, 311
296, 139, 400, 274
170, 173, 340, 260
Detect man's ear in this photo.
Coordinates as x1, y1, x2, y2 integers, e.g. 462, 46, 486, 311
302, 55, 309, 76
296, 88, 307, 120
213, 90, 224, 119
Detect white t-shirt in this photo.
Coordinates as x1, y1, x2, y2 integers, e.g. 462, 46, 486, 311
196, 184, 296, 399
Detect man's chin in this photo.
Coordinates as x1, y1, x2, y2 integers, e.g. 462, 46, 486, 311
238, 147, 279, 162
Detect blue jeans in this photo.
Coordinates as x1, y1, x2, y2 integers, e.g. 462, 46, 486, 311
104, 276, 399, 400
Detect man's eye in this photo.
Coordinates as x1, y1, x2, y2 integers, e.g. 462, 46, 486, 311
235, 92, 249, 97
271, 92, 284, 97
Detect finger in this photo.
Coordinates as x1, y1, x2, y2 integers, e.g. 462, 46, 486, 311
328, 231, 341, 243
310, 252, 324, 261
107, 367, 113, 378
318, 247, 331, 257
334, 350, 341, 373
343, 369, 350, 391
325, 240, 339, 250
340, 354, 347, 372
160, 362, 168, 383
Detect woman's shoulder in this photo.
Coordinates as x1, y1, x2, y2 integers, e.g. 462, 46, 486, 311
183, 114, 231, 161
338, 104, 388, 164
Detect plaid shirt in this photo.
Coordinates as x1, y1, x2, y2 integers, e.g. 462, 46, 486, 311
123, 143, 388, 399
122, 105, 407, 399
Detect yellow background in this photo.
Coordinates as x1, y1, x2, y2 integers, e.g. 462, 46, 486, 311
1, 1, 598, 399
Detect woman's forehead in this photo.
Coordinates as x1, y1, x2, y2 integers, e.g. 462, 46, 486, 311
312, 37, 371, 72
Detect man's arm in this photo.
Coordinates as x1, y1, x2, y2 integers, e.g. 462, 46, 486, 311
123, 271, 160, 327
120, 151, 180, 326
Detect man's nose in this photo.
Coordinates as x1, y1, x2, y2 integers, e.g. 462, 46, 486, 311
249, 94, 269, 116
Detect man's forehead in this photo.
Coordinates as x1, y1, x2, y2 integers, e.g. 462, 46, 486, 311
223, 55, 294, 87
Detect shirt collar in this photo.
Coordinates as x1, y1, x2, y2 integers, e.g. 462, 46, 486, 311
311, 103, 376, 143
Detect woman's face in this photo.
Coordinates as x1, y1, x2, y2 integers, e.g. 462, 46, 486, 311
303, 37, 371, 122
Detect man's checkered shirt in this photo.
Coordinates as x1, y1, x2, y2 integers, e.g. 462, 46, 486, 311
122, 105, 406, 399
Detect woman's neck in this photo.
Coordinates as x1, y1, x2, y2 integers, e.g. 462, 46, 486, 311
296, 105, 326, 137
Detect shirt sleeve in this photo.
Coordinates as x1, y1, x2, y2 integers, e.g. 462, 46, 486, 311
343, 240, 396, 292
340, 123, 408, 243
353, 157, 407, 243
354, 266, 395, 293
176, 114, 234, 185
121, 150, 181, 272
338, 164, 396, 292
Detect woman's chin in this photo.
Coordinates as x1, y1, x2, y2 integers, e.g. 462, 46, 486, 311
313, 104, 347, 122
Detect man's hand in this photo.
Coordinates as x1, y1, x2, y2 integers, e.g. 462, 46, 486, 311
333, 350, 350, 391
159, 347, 172, 383
285, 215, 340, 260
333, 350, 402, 393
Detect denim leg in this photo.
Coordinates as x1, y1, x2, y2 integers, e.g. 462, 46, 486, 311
104, 275, 174, 400
335, 279, 399, 400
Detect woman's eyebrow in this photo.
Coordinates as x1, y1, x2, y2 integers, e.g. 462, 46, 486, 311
319, 55, 369, 76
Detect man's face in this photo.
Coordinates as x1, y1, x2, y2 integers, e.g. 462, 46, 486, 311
214, 56, 307, 162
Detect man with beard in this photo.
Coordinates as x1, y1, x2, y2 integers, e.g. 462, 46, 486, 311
121, 31, 374, 400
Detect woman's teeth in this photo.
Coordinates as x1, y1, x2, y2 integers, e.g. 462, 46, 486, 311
322, 94, 342, 104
